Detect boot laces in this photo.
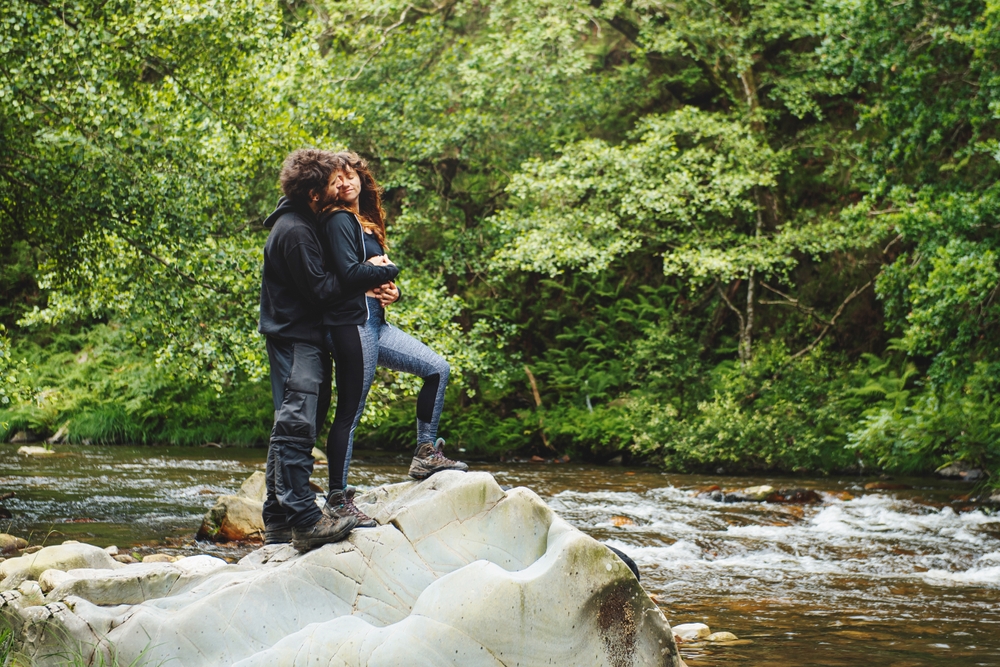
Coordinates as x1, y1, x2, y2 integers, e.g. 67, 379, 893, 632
432, 438, 451, 461
344, 496, 373, 522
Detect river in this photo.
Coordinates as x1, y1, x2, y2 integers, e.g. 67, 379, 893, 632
1, 443, 998, 666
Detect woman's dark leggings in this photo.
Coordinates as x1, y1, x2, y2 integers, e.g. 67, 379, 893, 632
325, 297, 450, 491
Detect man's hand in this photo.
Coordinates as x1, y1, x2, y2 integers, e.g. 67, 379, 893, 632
372, 281, 400, 306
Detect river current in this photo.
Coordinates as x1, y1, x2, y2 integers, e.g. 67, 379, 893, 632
1, 444, 998, 666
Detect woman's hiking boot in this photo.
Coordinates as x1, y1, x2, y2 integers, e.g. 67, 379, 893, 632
291, 513, 357, 552
324, 488, 377, 528
408, 438, 468, 480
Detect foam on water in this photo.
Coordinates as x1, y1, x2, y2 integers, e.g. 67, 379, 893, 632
550, 484, 1000, 592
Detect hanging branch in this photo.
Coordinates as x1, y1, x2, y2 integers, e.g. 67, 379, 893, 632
716, 283, 746, 335
789, 278, 875, 360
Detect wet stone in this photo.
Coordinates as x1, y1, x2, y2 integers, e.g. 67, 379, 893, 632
16, 446, 53, 457
936, 461, 985, 482
673, 623, 712, 641
865, 481, 912, 491
0, 534, 28, 555
141, 554, 178, 563
764, 489, 823, 504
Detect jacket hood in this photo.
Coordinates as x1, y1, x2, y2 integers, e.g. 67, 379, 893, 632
263, 196, 313, 229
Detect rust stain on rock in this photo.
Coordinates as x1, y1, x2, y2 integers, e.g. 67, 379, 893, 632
598, 583, 638, 667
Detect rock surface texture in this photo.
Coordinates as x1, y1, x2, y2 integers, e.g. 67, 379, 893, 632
0, 471, 681, 666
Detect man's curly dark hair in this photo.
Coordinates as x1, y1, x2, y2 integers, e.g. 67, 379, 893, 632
279, 149, 338, 206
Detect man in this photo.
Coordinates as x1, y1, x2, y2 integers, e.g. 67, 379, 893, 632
259, 149, 399, 552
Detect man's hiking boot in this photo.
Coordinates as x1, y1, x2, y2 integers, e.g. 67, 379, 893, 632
291, 513, 358, 552
408, 438, 468, 480
324, 488, 377, 528
264, 524, 293, 545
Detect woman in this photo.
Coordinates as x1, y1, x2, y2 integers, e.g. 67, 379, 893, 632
320, 151, 467, 526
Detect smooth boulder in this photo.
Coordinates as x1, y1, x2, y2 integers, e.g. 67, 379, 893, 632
1, 542, 122, 590
2, 472, 683, 667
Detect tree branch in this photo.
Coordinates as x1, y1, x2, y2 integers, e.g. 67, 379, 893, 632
790, 277, 874, 360
118, 236, 231, 295
716, 283, 746, 333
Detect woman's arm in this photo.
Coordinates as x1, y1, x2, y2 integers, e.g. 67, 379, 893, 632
321, 211, 399, 291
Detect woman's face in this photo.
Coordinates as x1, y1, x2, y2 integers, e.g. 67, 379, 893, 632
334, 167, 362, 206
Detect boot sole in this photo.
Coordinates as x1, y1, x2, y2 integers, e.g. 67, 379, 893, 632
408, 464, 469, 481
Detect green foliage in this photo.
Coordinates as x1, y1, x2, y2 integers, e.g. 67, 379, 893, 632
0, 325, 31, 417
1, 0, 998, 488
491, 107, 785, 280
0, 325, 272, 445
847, 354, 1000, 475
629, 343, 857, 472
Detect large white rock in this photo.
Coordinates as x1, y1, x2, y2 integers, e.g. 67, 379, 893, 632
1, 542, 122, 590
42, 555, 230, 605
1, 472, 682, 666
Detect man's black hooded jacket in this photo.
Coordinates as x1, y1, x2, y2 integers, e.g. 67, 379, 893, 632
257, 197, 399, 345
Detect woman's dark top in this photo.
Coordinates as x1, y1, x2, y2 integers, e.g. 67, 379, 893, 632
362, 230, 384, 259
319, 209, 399, 326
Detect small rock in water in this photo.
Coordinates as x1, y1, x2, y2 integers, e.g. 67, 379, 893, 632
673, 622, 711, 641
765, 488, 822, 504
708, 631, 739, 642
606, 455, 623, 466
864, 481, 912, 491
724, 485, 774, 502
610, 515, 635, 527
22, 545, 43, 554
529, 455, 546, 463
104, 545, 119, 556
142, 554, 179, 563
0, 534, 28, 554
114, 554, 138, 564
17, 446, 54, 457
11, 431, 36, 444
936, 461, 985, 482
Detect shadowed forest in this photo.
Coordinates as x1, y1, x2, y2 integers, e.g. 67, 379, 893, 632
1, 0, 998, 486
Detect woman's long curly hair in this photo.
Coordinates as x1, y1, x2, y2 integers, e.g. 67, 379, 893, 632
328, 151, 388, 249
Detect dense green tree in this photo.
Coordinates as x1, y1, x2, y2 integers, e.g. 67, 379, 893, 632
0, 0, 997, 483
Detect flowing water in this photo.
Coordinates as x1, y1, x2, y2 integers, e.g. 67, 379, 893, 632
1, 443, 999, 666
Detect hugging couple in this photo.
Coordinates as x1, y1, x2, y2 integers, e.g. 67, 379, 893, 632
258, 148, 467, 553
